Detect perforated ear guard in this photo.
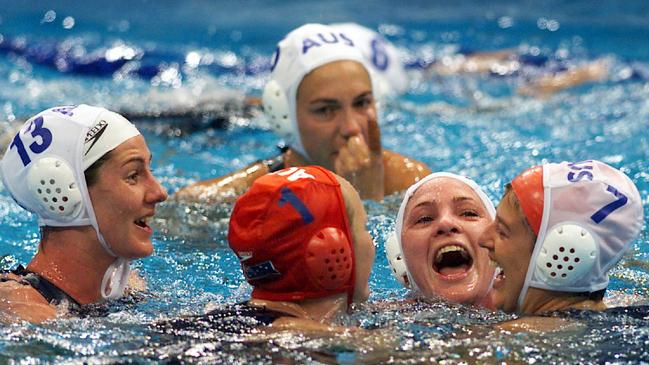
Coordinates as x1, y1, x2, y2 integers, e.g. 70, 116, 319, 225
385, 231, 410, 287
262, 79, 292, 136
26, 157, 83, 221
535, 223, 598, 286
305, 227, 353, 291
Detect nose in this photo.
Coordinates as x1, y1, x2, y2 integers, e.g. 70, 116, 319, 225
339, 107, 363, 139
434, 211, 461, 236
478, 222, 495, 251
146, 174, 168, 204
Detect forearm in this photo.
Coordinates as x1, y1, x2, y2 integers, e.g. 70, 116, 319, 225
173, 161, 269, 204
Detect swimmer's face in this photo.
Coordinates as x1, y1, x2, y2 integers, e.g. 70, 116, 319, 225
337, 175, 375, 303
478, 188, 536, 313
296, 60, 376, 170
401, 178, 495, 306
89, 135, 168, 259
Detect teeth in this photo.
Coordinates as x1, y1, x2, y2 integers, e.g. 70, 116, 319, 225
436, 245, 466, 262
493, 263, 504, 276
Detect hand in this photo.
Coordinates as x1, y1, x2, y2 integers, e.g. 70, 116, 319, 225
333, 118, 384, 201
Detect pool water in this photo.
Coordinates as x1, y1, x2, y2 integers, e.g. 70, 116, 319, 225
1, 1, 649, 363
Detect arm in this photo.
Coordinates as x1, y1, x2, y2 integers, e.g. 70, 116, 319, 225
172, 160, 271, 204
382, 150, 432, 196
496, 315, 584, 333
517, 59, 609, 97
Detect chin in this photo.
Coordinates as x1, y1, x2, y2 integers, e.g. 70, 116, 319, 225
124, 240, 154, 259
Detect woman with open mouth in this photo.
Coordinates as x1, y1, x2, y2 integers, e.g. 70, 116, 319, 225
478, 161, 643, 315
0, 105, 168, 323
386, 172, 496, 307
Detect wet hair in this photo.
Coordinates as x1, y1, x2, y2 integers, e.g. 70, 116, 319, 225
84, 151, 113, 187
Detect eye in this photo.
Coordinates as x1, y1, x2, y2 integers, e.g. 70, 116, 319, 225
496, 224, 508, 238
353, 96, 373, 108
460, 209, 480, 218
415, 215, 433, 224
126, 171, 139, 183
312, 105, 337, 119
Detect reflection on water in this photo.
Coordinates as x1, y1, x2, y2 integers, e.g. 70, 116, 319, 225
1, 1, 649, 363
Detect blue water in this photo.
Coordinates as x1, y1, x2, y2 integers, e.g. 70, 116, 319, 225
1, 1, 649, 363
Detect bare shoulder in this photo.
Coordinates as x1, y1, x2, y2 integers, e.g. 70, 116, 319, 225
267, 316, 353, 335
382, 150, 432, 195
496, 316, 585, 333
173, 160, 270, 203
0, 281, 57, 323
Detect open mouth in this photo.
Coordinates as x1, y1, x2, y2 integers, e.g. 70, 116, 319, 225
134, 217, 150, 229
433, 245, 473, 277
492, 261, 505, 288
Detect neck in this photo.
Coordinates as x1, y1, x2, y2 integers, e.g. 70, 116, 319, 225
249, 293, 348, 323
27, 226, 116, 305
521, 287, 607, 314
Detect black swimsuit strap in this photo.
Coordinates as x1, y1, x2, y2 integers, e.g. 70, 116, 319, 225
2, 265, 79, 306
263, 145, 289, 173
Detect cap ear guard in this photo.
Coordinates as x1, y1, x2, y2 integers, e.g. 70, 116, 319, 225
26, 157, 83, 221
385, 231, 410, 287
262, 79, 292, 136
534, 223, 598, 287
305, 227, 353, 291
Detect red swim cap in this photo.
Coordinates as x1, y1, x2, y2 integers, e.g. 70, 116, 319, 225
228, 166, 355, 302
511, 165, 544, 235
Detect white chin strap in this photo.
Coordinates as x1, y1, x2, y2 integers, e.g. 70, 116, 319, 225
95, 230, 131, 300
100, 257, 131, 300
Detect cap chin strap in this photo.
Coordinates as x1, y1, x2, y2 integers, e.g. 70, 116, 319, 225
100, 256, 131, 300
81, 167, 130, 300
385, 231, 413, 288
93, 222, 131, 300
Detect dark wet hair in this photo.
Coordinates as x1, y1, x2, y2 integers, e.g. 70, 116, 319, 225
84, 151, 113, 187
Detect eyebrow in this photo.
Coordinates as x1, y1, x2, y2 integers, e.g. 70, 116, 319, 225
309, 98, 340, 105
121, 154, 151, 167
410, 195, 477, 210
452, 196, 476, 203
353, 91, 373, 100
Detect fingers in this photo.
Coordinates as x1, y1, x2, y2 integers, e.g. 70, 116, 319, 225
334, 135, 371, 174
366, 116, 382, 154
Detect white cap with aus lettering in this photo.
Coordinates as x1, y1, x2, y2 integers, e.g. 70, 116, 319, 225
262, 23, 371, 160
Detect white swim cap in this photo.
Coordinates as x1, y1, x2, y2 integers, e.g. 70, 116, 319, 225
262, 23, 370, 160
512, 160, 643, 311
329, 23, 409, 98
0, 104, 141, 300
386, 172, 496, 289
